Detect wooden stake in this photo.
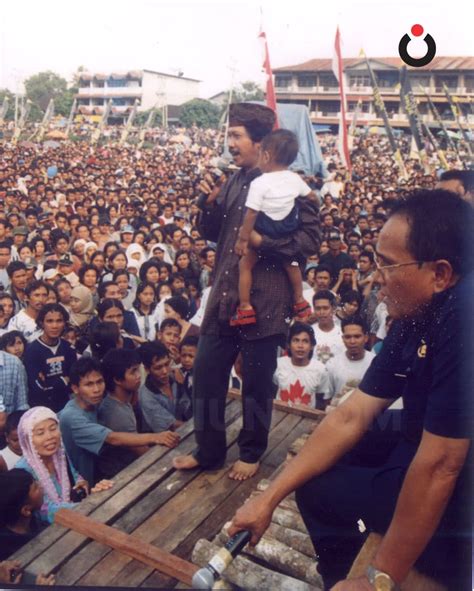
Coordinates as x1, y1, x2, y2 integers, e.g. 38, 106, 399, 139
55, 509, 197, 586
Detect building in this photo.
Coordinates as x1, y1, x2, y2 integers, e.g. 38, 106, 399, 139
76, 70, 200, 121
273, 57, 474, 130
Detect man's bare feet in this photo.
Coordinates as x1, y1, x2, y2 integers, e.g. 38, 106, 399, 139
173, 454, 200, 470
228, 460, 260, 481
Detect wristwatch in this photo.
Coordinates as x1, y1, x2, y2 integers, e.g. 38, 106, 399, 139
366, 565, 400, 591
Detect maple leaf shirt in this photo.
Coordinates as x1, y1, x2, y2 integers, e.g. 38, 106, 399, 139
273, 356, 330, 408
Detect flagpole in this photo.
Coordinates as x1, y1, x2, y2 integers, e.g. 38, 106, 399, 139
332, 27, 351, 173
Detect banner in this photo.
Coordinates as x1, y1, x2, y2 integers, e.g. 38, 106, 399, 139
422, 121, 449, 169
332, 27, 351, 170
35, 98, 55, 142
91, 99, 112, 145
421, 88, 458, 155
137, 108, 156, 149
0, 97, 9, 124
119, 99, 139, 146
348, 98, 361, 150
362, 50, 407, 178
66, 98, 77, 138
443, 83, 473, 160
12, 99, 32, 145
399, 66, 430, 172
258, 30, 278, 127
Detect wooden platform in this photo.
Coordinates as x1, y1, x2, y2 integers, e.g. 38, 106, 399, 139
12, 395, 324, 589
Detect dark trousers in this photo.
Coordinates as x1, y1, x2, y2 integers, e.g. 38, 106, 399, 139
295, 412, 472, 590
192, 332, 281, 467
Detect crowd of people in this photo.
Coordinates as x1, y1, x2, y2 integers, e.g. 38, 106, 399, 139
0, 106, 472, 588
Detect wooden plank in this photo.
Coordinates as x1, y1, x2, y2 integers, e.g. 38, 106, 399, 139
55, 509, 198, 587
228, 388, 327, 421
76, 410, 291, 587
27, 400, 244, 578
264, 417, 314, 468
67, 419, 248, 586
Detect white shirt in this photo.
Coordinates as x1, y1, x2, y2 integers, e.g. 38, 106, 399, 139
310, 322, 345, 365
245, 171, 312, 221
8, 310, 42, 343
273, 356, 330, 408
325, 350, 376, 401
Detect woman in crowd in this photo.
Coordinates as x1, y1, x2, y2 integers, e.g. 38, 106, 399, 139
132, 282, 159, 341
16, 407, 113, 524
0, 330, 27, 360
163, 296, 200, 342
96, 299, 137, 348
69, 285, 95, 337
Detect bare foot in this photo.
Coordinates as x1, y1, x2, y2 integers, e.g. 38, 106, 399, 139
228, 460, 260, 481
173, 454, 200, 470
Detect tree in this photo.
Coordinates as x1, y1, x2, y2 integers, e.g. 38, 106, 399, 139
135, 108, 163, 127
24, 71, 68, 113
232, 81, 265, 103
179, 99, 220, 129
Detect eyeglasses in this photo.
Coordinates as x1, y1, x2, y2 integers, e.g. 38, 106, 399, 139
374, 253, 425, 275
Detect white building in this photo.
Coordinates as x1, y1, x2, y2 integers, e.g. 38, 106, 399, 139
76, 70, 200, 120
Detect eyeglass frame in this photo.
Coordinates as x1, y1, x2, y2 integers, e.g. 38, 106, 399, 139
373, 253, 426, 275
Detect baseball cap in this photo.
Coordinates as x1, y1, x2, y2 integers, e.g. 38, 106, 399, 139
13, 226, 28, 236
24, 256, 38, 270
120, 225, 134, 234
43, 268, 59, 280
58, 254, 74, 266
328, 231, 341, 241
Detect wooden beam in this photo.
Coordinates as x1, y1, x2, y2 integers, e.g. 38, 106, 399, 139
55, 509, 198, 586
227, 389, 326, 421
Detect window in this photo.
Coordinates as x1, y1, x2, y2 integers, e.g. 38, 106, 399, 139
275, 76, 292, 88
297, 75, 316, 87
320, 74, 338, 89
435, 76, 458, 91
127, 80, 142, 88
349, 75, 369, 87
112, 98, 126, 106
108, 79, 127, 87
409, 75, 430, 90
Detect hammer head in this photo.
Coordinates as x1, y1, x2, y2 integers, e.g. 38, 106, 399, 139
192, 566, 216, 590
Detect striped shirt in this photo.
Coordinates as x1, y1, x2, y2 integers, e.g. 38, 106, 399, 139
0, 351, 29, 413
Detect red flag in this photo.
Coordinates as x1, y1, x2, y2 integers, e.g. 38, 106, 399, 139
259, 30, 279, 128
331, 27, 351, 170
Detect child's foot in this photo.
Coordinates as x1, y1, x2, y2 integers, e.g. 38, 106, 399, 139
293, 300, 311, 320
228, 460, 260, 481
230, 306, 257, 327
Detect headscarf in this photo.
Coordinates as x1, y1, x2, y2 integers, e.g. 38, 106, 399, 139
17, 407, 71, 505
148, 243, 173, 266
70, 285, 95, 327
126, 243, 146, 268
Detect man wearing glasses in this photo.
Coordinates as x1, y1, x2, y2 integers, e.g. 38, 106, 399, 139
229, 189, 473, 590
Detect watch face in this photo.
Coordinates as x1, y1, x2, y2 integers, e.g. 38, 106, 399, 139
374, 573, 393, 591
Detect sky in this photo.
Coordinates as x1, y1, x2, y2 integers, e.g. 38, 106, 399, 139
0, 0, 472, 98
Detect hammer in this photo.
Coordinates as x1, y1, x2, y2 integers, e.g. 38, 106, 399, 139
192, 530, 251, 589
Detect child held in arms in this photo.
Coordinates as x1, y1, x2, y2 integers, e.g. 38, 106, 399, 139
232, 129, 318, 326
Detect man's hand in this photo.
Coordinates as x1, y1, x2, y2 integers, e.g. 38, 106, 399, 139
234, 237, 249, 257
73, 479, 90, 496
227, 493, 274, 546
174, 368, 185, 384
0, 560, 22, 584
154, 431, 180, 448
330, 576, 373, 590
198, 172, 226, 205
36, 573, 56, 585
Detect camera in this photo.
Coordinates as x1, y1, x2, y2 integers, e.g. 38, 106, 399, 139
70, 487, 87, 502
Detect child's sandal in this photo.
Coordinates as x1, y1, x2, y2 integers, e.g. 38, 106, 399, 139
230, 307, 257, 327
293, 301, 311, 320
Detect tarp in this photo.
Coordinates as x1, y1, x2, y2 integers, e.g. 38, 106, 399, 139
252, 102, 327, 177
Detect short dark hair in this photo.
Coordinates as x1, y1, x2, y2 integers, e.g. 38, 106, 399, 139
25, 280, 48, 298
90, 322, 121, 360
97, 298, 125, 320
70, 357, 103, 387
180, 335, 199, 351
5, 410, 27, 435
138, 341, 169, 368
359, 250, 375, 263
387, 189, 474, 275
228, 103, 276, 143
7, 260, 26, 278
439, 169, 474, 193
313, 289, 337, 307
261, 129, 299, 166
159, 317, 181, 333
0, 241, 11, 251
341, 315, 368, 333
0, 469, 35, 527
98, 281, 117, 300
341, 289, 362, 305
315, 265, 332, 276
287, 322, 316, 358
101, 348, 141, 392
0, 330, 27, 352
37, 303, 69, 327
78, 264, 99, 284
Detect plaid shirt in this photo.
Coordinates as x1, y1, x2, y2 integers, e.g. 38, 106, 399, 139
0, 351, 29, 413
198, 168, 321, 341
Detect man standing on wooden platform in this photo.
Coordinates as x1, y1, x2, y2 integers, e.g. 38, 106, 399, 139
174, 103, 320, 480
229, 190, 473, 589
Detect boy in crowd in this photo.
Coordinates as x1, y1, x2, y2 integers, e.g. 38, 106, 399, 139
60, 357, 180, 486
139, 341, 192, 433
232, 129, 315, 325
310, 290, 344, 364
325, 316, 375, 409
174, 335, 198, 422
97, 349, 179, 479
273, 323, 330, 410
8, 280, 48, 343
157, 318, 181, 365
0, 410, 25, 471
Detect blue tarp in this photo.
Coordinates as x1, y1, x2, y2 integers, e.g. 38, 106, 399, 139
252, 102, 327, 177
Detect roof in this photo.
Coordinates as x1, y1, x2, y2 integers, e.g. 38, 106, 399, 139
274, 56, 474, 73
79, 70, 200, 83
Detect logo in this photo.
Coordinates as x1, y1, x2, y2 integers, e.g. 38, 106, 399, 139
417, 341, 427, 358
399, 24, 436, 67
